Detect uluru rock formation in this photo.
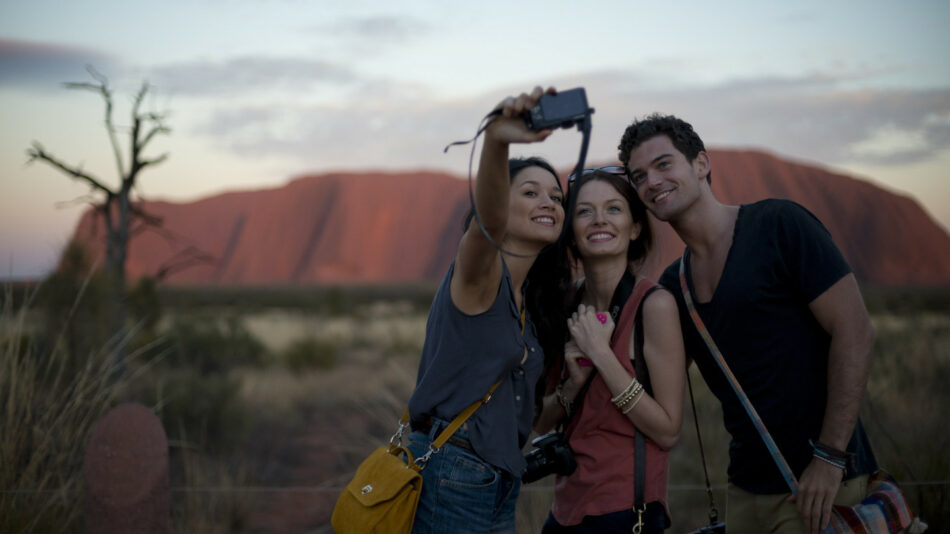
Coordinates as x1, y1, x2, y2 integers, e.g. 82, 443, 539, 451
69, 150, 950, 287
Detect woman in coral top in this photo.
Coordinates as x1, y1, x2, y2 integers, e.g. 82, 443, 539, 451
534, 167, 686, 533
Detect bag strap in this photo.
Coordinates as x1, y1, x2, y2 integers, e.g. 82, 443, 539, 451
399, 305, 527, 468
397, 380, 501, 470
678, 253, 799, 494
631, 285, 661, 519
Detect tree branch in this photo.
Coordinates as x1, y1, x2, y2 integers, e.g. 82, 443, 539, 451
130, 204, 163, 227
141, 124, 171, 150
66, 65, 126, 181
138, 153, 169, 170
154, 246, 216, 281
54, 194, 101, 210
26, 142, 115, 196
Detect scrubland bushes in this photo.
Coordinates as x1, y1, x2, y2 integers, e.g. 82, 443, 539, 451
3, 267, 947, 531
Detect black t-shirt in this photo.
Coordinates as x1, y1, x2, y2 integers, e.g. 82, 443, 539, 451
659, 199, 877, 494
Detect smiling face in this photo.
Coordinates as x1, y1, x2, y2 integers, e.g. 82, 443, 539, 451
571, 179, 641, 261
505, 165, 565, 248
626, 134, 710, 222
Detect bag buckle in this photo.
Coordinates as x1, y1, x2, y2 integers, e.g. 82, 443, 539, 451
389, 420, 409, 448
413, 444, 436, 469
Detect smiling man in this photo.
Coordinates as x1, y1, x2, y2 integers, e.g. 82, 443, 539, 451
617, 114, 879, 534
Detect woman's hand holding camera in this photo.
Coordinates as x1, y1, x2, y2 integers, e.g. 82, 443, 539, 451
485, 86, 556, 146
567, 303, 615, 369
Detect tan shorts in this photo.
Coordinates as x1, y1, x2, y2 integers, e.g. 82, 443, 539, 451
726, 474, 868, 534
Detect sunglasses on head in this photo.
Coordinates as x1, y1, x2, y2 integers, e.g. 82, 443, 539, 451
567, 165, 627, 185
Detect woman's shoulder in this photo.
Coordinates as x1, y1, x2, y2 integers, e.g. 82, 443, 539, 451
639, 281, 677, 317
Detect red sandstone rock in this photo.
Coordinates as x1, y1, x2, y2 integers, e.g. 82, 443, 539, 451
68, 151, 950, 287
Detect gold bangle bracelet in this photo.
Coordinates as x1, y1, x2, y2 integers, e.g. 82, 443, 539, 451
612, 380, 642, 409
614, 382, 641, 409
621, 389, 645, 414
610, 378, 640, 405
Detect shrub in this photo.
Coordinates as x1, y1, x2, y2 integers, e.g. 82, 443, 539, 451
282, 337, 338, 372
145, 368, 251, 454
165, 315, 266, 375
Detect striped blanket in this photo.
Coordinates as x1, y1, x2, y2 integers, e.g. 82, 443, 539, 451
827, 472, 915, 534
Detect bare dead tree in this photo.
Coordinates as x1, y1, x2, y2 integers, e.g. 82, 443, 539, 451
26, 66, 170, 368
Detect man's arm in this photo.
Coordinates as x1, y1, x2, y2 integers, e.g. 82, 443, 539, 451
793, 273, 875, 534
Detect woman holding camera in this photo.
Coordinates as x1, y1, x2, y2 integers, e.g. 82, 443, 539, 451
405, 87, 566, 534
534, 167, 686, 533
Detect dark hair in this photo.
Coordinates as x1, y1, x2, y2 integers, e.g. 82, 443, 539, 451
617, 113, 711, 184
489, 157, 569, 422
454, 156, 567, 418
530, 170, 655, 421
528, 240, 571, 420
564, 169, 653, 265
463, 156, 560, 232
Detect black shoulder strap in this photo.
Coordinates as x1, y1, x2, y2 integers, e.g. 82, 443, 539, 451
562, 272, 640, 431
633, 285, 662, 395
633, 285, 662, 513
610, 270, 639, 323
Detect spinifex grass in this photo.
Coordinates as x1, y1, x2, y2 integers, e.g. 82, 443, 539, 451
0, 283, 149, 534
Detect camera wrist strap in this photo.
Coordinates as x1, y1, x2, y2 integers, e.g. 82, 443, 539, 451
444, 106, 593, 260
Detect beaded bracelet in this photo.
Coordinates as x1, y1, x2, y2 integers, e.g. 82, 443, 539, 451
610, 378, 639, 404
612, 379, 643, 410
620, 389, 645, 414
555, 383, 573, 417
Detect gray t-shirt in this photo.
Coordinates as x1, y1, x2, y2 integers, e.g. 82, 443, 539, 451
409, 259, 545, 475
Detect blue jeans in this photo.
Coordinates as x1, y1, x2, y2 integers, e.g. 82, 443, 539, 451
407, 421, 520, 534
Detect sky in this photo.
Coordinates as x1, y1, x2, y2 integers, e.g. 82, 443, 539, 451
1, 0, 948, 279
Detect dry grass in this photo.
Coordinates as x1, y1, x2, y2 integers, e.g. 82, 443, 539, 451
170, 446, 253, 534
203, 301, 950, 532
5, 281, 945, 533
0, 285, 134, 533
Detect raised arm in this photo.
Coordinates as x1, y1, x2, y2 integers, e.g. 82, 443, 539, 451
794, 273, 875, 534
451, 87, 553, 314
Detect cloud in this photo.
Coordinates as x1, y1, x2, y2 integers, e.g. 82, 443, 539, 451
319, 15, 431, 42
304, 14, 432, 61
310, 15, 431, 44
148, 56, 357, 96
0, 38, 118, 90
185, 69, 950, 173
584, 72, 950, 168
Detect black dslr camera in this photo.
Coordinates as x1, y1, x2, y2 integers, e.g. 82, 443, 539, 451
524, 87, 592, 131
522, 432, 577, 483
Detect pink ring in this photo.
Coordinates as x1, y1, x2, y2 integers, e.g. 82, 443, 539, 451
596, 313, 607, 324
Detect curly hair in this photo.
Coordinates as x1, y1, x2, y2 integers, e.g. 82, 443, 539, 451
617, 113, 711, 184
